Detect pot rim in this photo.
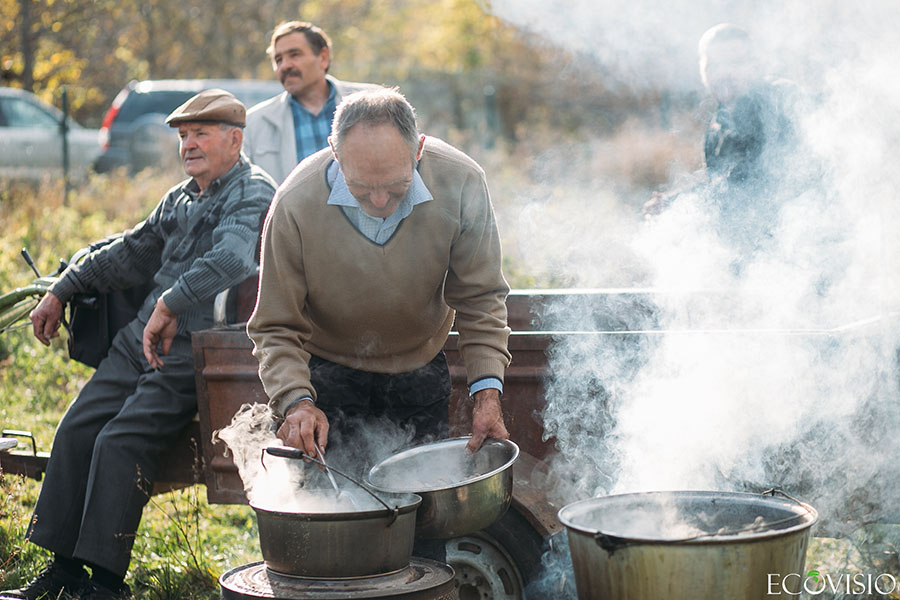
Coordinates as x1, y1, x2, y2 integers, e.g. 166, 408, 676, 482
365, 436, 519, 493
250, 490, 421, 520
558, 489, 818, 545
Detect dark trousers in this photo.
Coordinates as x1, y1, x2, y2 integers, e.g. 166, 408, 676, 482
309, 350, 451, 455
27, 321, 197, 577
309, 350, 450, 562
309, 351, 451, 563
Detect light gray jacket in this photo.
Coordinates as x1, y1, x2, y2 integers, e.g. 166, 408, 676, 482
243, 75, 379, 184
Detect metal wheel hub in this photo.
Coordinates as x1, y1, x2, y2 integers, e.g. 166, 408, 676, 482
446, 532, 524, 599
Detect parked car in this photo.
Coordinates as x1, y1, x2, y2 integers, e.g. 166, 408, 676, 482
94, 78, 283, 173
0, 87, 101, 181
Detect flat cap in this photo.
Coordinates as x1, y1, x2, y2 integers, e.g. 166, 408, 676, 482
166, 89, 246, 128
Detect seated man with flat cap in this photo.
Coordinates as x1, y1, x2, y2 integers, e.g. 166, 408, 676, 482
2, 89, 276, 600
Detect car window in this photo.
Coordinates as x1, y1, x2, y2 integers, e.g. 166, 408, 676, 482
1, 97, 59, 128
232, 88, 280, 107
117, 90, 195, 123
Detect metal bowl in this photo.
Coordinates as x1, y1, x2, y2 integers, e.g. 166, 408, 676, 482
251, 488, 421, 579
365, 437, 519, 539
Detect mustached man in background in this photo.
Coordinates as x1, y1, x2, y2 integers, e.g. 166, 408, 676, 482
243, 21, 379, 185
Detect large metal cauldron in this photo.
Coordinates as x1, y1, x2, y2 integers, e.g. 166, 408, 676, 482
252, 488, 421, 579
366, 437, 518, 539
558, 490, 818, 600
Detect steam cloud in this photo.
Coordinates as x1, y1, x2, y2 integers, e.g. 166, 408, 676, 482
213, 403, 305, 509
214, 403, 420, 510
485, 0, 900, 595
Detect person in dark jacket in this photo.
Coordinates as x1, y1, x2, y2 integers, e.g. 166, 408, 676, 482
644, 23, 808, 234
700, 25, 803, 190
3, 89, 276, 600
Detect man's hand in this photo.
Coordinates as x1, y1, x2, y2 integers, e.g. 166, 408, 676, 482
643, 191, 670, 219
467, 388, 509, 453
30, 292, 64, 346
143, 297, 178, 369
277, 400, 330, 458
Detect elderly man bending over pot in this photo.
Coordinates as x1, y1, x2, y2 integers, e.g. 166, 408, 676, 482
248, 88, 512, 461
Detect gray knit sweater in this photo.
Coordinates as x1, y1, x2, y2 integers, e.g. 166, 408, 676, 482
51, 156, 276, 337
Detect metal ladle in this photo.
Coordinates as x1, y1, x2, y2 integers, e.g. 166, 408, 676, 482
262, 446, 394, 516
315, 444, 361, 509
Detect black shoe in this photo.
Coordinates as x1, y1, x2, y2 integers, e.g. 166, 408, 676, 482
70, 580, 131, 600
0, 562, 88, 599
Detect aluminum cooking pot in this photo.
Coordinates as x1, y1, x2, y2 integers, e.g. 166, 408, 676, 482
251, 488, 421, 579
365, 437, 519, 539
257, 447, 422, 578
558, 490, 818, 600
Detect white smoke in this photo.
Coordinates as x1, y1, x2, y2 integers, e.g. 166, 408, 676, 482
213, 403, 306, 508
214, 402, 420, 509
485, 0, 900, 595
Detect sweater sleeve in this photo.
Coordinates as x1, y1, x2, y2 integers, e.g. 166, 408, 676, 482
49, 195, 172, 303
160, 175, 275, 313
443, 168, 511, 386
246, 190, 316, 417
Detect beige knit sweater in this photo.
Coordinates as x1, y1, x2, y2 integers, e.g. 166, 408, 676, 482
248, 137, 511, 416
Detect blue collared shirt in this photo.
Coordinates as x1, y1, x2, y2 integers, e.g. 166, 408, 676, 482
289, 83, 337, 163
326, 160, 432, 245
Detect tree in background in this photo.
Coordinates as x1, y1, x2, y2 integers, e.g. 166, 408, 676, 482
0, 0, 102, 112
1, 0, 673, 152
0, 0, 298, 120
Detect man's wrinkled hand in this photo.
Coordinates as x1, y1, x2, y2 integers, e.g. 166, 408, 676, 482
467, 388, 509, 453
143, 297, 178, 369
30, 292, 64, 346
277, 400, 330, 459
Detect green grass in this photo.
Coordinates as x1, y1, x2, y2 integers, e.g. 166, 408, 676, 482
0, 473, 261, 598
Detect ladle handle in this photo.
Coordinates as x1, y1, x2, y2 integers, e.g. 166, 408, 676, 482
262, 446, 399, 521
265, 446, 307, 460
762, 487, 804, 506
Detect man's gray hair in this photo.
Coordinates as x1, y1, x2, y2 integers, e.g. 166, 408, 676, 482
698, 23, 751, 59
331, 88, 420, 159
697, 23, 755, 91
